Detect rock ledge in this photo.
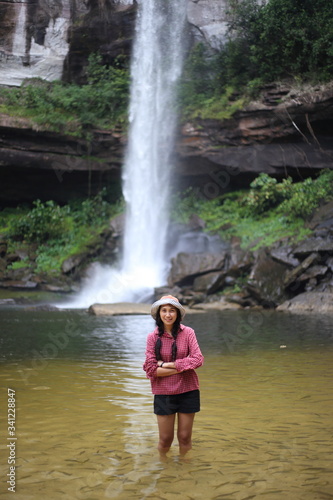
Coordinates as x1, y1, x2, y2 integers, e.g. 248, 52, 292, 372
89, 302, 151, 316
277, 292, 333, 313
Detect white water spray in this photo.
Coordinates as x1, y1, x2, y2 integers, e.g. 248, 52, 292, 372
69, 0, 188, 307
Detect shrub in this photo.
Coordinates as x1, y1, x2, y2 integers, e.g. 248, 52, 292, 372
243, 174, 293, 215
10, 200, 70, 243
278, 170, 333, 217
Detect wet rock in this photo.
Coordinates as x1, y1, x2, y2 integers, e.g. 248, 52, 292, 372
193, 271, 225, 294
0, 280, 38, 289
283, 252, 319, 288
224, 247, 253, 275
62, 253, 88, 274
168, 251, 227, 286
314, 277, 333, 293
191, 298, 242, 311
293, 239, 333, 256
225, 293, 259, 308
88, 302, 151, 316
270, 246, 300, 267
181, 291, 207, 306
277, 292, 333, 312
109, 213, 126, 238
153, 286, 182, 301
0, 298, 15, 305
247, 249, 290, 306
188, 214, 206, 231
298, 265, 328, 282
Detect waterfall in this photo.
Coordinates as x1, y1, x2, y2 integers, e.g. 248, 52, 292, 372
69, 0, 188, 307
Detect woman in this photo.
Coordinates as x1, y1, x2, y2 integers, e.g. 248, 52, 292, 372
143, 295, 204, 456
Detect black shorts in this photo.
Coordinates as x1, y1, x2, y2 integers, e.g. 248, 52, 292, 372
154, 390, 200, 415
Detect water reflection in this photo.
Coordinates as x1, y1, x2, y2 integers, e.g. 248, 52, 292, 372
0, 308, 333, 499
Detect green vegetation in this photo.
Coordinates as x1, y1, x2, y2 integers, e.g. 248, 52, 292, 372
0, 190, 124, 274
171, 170, 333, 250
0, 54, 129, 137
178, 0, 333, 118
1, 171, 332, 279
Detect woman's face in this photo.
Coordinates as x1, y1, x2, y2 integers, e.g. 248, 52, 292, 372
159, 304, 178, 329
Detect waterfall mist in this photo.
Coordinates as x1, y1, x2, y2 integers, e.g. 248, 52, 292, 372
68, 0, 188, 308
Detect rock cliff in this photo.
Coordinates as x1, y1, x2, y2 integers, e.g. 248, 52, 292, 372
1, 82, 333, 205
0, 0, 228, 87
177, 83, 333, 193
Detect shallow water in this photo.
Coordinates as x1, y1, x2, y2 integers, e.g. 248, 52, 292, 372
0, 308, 333, 499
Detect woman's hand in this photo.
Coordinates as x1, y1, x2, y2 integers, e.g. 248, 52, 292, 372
157, 361, 176, 369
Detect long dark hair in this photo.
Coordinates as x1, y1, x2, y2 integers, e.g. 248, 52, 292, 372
154, 307, 181, 362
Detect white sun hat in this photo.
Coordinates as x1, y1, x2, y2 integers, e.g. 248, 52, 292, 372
150, 295, 186, 320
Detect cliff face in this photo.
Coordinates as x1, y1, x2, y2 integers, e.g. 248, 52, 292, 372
1, 0, 333, 205
0, 0, 228, 86
1, 83, 332, 205
177, 83, 333, 192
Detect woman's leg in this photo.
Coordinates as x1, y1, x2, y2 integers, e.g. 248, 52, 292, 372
177, 413, 195, 455
156, 414, 176, 456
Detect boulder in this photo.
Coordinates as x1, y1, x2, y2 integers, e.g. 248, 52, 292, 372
277, 292, 333, 313
247, 249, 290, 306
193, 270, 225, 293
270, 246, 300, 267
293, 239, 333, 256
168, 251, 227, 286
0, 298, 15, 305
283, 252, 319, 288
109, 213, 126, 238
297, 265, 328, 282
224, 247, 253, 275
191, 298, 242, 311
62, 253, 88, 274
0, 280, 38, 289
88, 302, 151, 316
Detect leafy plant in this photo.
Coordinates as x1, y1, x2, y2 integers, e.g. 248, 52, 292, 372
171, 170, 332, 251
278, 169, 333, 217
243, 174, 293, 215
10, 200, 71, 243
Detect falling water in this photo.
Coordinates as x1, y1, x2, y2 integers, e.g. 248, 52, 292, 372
68, 0, 188, 307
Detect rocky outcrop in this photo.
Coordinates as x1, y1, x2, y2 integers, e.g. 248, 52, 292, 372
0, 0, 72, 86
0, 119, 125, 204
187, 0, 228, 49
177, 83, 333, 192
0, 0, 229, 87
0, 0, 137, 87
277, 292, 333, 313
155, 201, 333, 310
1, 83, 333, 205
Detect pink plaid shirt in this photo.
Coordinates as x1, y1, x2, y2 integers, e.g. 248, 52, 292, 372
143, 324, 204, 395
